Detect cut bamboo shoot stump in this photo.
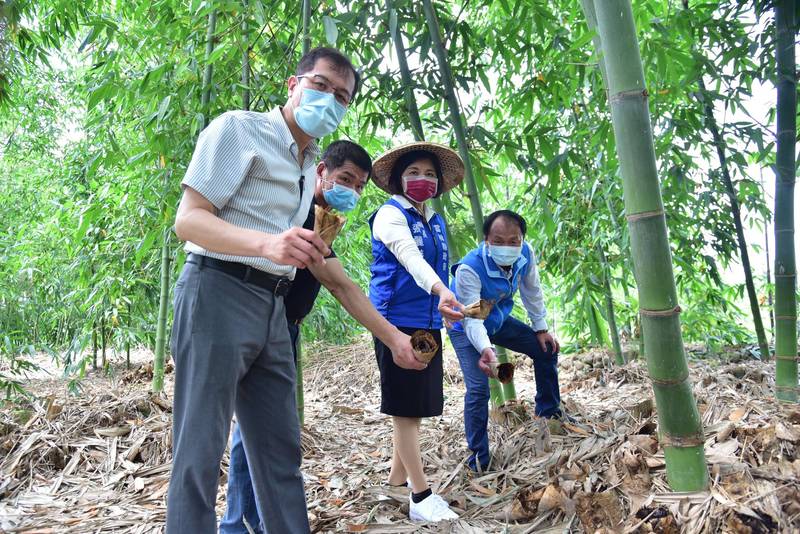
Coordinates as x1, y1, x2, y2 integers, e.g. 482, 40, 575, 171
314, 205, 346, 247
463, 299, 494, 320
488, 361, 515, 384
410, 330, 438, 363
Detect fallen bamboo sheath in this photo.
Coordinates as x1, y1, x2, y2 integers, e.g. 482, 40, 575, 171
410, 330, 438, 363
463, 299, 494, 320
489, 361, 515, 384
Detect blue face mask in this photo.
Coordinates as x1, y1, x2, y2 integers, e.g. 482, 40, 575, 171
488, 244, 522, 267
293, 88, 347, 138
322, 181, 360, 212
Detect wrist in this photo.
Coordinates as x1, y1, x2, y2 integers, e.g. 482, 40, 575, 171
431, 281, 444, 296
256, 232, 273, 258
535, 329, 548, 335
386, 329, 406, 350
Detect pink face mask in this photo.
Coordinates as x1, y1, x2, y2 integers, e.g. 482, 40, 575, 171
402, 175, 438, 203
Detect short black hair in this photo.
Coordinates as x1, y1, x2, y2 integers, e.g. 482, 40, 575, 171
296, 47, 361, 100
321, 140, 372, 179
387, 149, 444, 198
483, 210, 527, 238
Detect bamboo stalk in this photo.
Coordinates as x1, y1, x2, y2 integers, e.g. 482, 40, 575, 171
598, 244, 624, 364
154, 7, 215, 392
126, 301, 131, 369
693, 73, 769, 358
585, 0, 636, 356
385, 1, 449, 241
302, 0, 311, 55
241, 0, 250, 111
584, 0, 708, 490
422, 0, 520, 400
773, 0, 798, 403
604, 194, 635, 344
488, 376, 504, 409
200, 9, 217, 130
766, 207, 774, 339
421, 0, 483, 240
496, 347, 517, 401
295, 0, 313, 424
100, 315, 107, 370
91, 323, 97, 370
295, 329, 304, 425
152, 229, 171, 393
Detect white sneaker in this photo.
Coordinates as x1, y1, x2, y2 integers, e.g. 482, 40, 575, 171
409, 492, 459, 522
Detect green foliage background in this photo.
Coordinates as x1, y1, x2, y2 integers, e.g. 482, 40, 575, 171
0, 0, 784, 391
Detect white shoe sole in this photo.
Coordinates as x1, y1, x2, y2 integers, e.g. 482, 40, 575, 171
409, 511, 457, 522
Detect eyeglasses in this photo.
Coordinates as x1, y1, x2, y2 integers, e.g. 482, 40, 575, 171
297, 73, 352, 107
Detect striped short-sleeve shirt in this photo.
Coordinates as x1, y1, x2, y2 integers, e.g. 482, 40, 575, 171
182, 107, 320, 278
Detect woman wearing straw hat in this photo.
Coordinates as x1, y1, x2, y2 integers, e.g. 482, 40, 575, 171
368, 142, 465, 523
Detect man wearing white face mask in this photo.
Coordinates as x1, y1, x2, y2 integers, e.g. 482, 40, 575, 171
168, 48, 423, 534
447, 210, 563, 473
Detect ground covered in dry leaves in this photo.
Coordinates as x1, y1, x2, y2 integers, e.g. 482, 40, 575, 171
1, 339, 799, 533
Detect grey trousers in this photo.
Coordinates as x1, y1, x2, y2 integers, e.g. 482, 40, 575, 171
166, 261, 309, 534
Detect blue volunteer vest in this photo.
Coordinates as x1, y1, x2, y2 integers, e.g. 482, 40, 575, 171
450, 242, 533, 336
369, 198, 449, 329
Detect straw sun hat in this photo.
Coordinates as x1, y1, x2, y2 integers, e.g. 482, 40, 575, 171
371, 142, 465, 195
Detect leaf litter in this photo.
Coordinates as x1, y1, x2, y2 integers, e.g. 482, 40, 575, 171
1, 340, 799, 533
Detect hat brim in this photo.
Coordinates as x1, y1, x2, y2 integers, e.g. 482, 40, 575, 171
371, 142, 465, 195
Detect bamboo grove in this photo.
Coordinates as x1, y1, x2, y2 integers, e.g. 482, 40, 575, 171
0, 0, 798, 483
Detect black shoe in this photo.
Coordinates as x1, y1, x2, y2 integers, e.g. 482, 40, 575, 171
468, 455, 494, 474
545, 410, 577, 424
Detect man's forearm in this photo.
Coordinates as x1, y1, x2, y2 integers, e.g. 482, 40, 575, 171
175, 208, 268, 258
328, 279, 400, 346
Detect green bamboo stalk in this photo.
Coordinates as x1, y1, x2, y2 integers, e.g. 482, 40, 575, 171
385, 1, 451, 247
295, 0, 313, 424
488, 376, 504, 409
584, 0, 708, 490
496, 346, 517, 401
302, 0, 311, 55
421, 0, 482, 240
101, 315, 107, 370
152, 229, 171, 393
200, 9, 217, 130
686, 15, 768, 358
773, 0, 798, 403
604, 194, 635, 342
92, 323, 97, 370
598, 243, 624, 364
295, 330, 304, 425
584, 0, 636, 356
153, 9, 216, 392
766, 213, 774, 339
700, 83, 769, 358
422, 0, 518, 400
241, 0, 250, 111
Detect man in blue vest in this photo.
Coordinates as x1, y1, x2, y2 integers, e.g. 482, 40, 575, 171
448, 209, 562, 472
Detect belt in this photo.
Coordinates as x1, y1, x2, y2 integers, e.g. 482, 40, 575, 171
187, 254, 293, 297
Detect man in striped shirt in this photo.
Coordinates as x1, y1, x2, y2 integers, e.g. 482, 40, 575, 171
167, 48, 423, 534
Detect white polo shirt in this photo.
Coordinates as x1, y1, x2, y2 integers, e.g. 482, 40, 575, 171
182, 107, 319, 278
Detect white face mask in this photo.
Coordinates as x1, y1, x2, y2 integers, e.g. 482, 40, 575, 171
488, 244, 523, 266
293, 88, 347, 138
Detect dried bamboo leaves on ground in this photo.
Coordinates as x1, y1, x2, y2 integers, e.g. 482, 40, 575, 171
2, 340, 799, 533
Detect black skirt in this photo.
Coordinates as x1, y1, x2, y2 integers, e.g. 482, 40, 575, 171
374, 326, 444, 418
